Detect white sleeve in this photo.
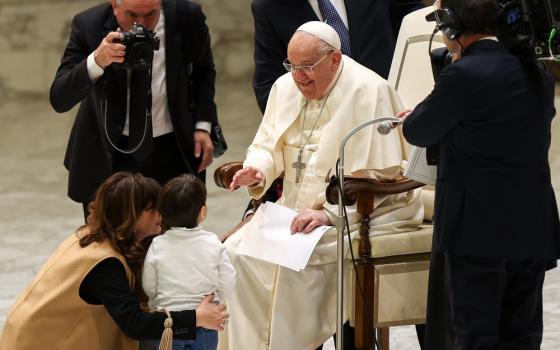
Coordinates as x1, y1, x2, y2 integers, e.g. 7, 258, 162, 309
323, 201, 360, 228
87, 52, 105, 82
216, 244, 236, 301
141, 243, 158, 304
243, 82, 284, 199
194, 121, 212, 133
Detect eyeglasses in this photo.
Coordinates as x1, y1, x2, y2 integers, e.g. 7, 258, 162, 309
283, 52, 332, 74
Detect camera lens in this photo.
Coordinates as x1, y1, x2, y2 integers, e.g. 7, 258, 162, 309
130, 42, 154, 67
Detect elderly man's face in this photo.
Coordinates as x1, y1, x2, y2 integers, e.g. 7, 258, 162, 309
287, 33, 341, 100
110, 0, 161, 31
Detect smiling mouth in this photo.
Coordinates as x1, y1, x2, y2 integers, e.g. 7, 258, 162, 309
299, 80, 313, 87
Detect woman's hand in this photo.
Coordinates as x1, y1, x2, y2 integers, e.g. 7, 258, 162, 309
195, 294, 229, 331
290, 209, 332, 234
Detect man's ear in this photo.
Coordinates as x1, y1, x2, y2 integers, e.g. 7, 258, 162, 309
331, 51, 342, 70
109, 0, 118, 14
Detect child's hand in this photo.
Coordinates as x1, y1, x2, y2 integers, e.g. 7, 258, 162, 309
195, 294, 229, 331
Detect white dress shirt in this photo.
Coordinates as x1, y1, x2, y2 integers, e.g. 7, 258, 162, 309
142, 227, 236, 311
307, 0, 349, 29
87, 10, 211, 137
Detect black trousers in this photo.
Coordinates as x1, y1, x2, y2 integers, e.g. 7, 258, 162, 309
424, 250, 454, 350
82, 133, 202, 220
445, 253, 547, 350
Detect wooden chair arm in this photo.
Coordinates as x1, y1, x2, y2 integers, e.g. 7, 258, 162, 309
213, 161, 243, 189
325, 173, 425, 260
325, 176, 425, 206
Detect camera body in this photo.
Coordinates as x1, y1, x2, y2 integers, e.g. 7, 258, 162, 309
429, 47, 454, 82
117, 23, 160, 70
497, 0, 560, 60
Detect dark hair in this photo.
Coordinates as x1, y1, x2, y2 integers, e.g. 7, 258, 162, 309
158, 174, 207, 231
442, 0, 499, 35
79, 172, 160, 302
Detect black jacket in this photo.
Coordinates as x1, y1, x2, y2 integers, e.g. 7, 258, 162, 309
404, 40, 560, 259
50, 0, 217, 202
251, 0, 423, 113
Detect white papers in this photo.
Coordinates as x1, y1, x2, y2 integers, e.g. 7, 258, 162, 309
404, 146, 437, 185
236, 202, 330, 271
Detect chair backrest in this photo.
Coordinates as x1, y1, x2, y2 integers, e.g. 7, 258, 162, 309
388, 7, 446, 109
388, 7, 442, 219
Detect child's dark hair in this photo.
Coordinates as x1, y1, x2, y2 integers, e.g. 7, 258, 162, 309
158, 174, 207, 230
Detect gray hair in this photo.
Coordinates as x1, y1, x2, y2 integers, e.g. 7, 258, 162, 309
293, 31, 339, 57
295, 31, 338, 55
114, 0, 162, 7
316, 38, 337, 55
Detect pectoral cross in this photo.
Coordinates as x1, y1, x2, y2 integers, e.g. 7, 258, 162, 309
292, 149, 306, 184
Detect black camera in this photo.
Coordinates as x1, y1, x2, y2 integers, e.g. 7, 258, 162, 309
117, 23, 160, 70
497, 0, 560, 60
429, 47, 454, 82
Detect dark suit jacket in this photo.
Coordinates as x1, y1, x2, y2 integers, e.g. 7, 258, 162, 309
251, 0, 423, 113
403, 40, 560, 260
50, 0, 217, 203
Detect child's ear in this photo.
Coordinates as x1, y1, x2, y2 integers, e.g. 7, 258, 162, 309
198, 205, 208, 224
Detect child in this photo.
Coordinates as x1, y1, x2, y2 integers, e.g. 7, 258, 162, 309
142, 174, 236, 350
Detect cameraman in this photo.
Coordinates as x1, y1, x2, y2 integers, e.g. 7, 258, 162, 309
402, 0, 560, 348
50, 0, 218, 218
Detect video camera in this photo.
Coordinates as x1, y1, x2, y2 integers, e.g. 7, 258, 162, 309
116, 23, 160, 70
497, 0, 560, 60
427, 0, 560, 82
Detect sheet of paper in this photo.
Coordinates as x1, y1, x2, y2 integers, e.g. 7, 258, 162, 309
404, 146, 437, 185
236, 202, 330, 271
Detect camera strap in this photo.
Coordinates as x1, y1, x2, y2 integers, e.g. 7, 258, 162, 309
101, 68, 153, 157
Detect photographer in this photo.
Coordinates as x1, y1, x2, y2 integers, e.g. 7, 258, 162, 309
402, 0, 560, 348
50, 0, 219, 218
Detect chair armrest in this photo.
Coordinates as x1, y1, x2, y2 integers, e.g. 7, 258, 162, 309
325, 176, 424, 206
324, 172, 425, 259
213, 162, 243, 189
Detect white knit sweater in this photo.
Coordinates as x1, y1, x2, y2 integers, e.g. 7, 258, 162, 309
142, 227, 236, 311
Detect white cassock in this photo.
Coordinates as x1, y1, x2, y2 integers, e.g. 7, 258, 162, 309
218, 56, 424, 350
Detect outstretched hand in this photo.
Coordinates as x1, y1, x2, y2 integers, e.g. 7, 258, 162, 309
229, 166, 264, 191
195, 294, 229, 331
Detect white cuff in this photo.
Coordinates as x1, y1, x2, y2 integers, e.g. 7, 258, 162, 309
195, 121, 212, 133
87, 52, 105, 82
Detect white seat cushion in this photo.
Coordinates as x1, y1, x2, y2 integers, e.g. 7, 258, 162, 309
350, 224, 433, 259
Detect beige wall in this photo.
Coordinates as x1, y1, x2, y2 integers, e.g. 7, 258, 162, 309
0, 0, 254, 104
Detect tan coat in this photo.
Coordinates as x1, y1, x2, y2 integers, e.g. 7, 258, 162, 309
0, 232, 137, 350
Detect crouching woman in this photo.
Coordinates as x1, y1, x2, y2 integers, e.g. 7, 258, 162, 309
0, 172, 228, 350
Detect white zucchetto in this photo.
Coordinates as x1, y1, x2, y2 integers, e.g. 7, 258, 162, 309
295, 21, 341, 51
